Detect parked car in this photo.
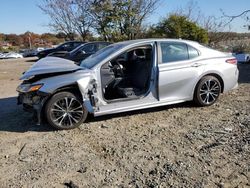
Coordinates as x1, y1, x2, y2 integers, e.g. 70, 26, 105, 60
17, 39, 238, 130
0, 52, 8, 59
37, 41, 85, 59
233, 53, 250, 63
48, 41, 111, 65
22, 48, 45, 57
0, 52, 23, 59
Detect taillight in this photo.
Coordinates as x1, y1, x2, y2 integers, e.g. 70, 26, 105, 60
226, 58, 237, 65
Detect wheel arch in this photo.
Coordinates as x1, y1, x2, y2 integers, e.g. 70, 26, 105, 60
192, 73, 223, 106
192, 73, 224, 100
203, 73, 224, 93
53, 83, 83, 97
40, 83, 85, 122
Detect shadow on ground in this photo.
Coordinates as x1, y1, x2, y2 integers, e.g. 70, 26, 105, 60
86, 101, 195, 123
0, 64, 249, 133
0, 97, 52, 132
25, 58, 38, 63
0, 96, 194, 133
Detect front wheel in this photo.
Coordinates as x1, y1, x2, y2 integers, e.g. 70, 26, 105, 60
194, 76, 221, 106
45, 91, 88, 130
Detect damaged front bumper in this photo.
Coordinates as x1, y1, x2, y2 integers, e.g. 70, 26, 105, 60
17, 88, 50, 125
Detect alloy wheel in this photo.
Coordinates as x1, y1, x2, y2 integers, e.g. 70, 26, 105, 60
50, 96, 84, 128
199, 79, 220, 105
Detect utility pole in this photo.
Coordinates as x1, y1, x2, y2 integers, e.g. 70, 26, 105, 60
28, 32, 32, 49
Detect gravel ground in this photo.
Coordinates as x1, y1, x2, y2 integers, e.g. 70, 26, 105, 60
0, 58, 249, 188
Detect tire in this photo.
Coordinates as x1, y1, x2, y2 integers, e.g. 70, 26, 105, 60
194, 76, 221, 106
45, 91, 88, 130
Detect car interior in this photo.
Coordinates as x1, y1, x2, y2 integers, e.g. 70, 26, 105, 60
101, 45, 153, 102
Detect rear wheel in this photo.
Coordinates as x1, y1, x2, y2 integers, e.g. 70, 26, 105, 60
194, 76, 221, 106
45, 91, 88, 130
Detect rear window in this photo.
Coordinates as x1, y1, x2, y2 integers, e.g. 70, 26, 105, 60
188, 45, 199, 59
161, 42, 189, 63
160, 42, 200, 63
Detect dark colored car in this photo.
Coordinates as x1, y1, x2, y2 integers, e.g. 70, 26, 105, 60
37, 41, 85, 59
48, 41, 111, 64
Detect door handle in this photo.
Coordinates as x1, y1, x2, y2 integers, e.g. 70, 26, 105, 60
191, 63, 202, 67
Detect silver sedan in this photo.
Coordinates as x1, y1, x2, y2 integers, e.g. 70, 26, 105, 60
17, 39, 239, 129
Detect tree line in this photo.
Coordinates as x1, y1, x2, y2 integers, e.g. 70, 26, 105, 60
1, 0, 249, 50
0, 32, 65, 49
39, 0, 162, 42
38, 0, 250, 44
38, 0, 214, 43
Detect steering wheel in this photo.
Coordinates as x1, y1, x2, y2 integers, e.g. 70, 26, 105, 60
111, 60, 124, 77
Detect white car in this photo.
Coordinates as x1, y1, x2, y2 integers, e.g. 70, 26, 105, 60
4, 52, 23, 59
0, 53, 4, 58
17, 39, 239, 130
22, 48, 45, 57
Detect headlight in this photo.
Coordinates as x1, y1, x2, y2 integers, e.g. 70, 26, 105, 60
28, 84, 43, 92
16, 83, 43, 93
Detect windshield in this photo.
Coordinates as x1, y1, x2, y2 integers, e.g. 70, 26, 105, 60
80, 43, 125, 69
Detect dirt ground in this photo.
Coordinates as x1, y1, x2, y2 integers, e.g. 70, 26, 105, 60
0, 58, 249, 188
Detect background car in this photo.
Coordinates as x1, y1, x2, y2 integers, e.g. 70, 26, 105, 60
48, 41, 111, 65
233, 53, 250, 63
37, 41, 85, 59
17, 39, 238, 130
0, 52, 9, 59
22, 47, 45, 57
0, 52, 23, 59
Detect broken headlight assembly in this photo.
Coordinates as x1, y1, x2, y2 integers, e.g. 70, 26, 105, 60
16, 83, 43, 93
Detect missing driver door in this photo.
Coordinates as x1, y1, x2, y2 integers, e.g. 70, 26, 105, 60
95, 42, 158, 116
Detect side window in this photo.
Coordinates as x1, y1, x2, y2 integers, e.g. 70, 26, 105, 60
161, 43, 189, 63
73, 42, 80, 48
188, 45, 199, 59
98, 43, 108, 50
81, 44, 95, 53
61, 43, 74, 50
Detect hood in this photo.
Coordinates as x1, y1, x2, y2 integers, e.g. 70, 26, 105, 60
20, 57, 83, 80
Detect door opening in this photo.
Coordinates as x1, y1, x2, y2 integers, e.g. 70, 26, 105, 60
100, 45, 153, 102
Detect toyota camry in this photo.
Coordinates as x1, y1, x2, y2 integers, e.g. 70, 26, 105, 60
17, 39, 239, 129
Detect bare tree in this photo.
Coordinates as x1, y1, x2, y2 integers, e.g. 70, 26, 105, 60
39, 0, 160, 41
71, 0, 95, 40
119, 0, 161, 40
221, 9, 250, 30
39, 0, 76, 40
90, 0, 114, 41
174, 0, 201, 23
173, 1, 222, 31
173, 1, 236, 44
38, 0, 94, 40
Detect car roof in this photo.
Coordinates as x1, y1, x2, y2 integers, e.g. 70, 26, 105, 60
114, 38, 201, 47
78, 41, 111, 47
64, 41, 85, 43
85, 41, 111, 44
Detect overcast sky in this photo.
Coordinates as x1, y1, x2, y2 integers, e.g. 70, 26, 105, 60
0, 0, 249, 34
